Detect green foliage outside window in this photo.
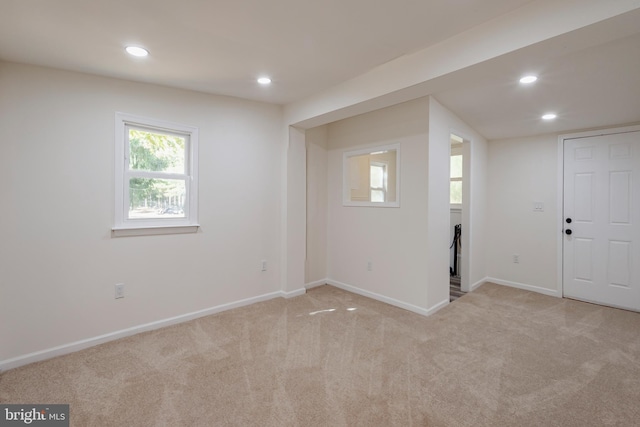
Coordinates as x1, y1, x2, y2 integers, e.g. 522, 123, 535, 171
128, 129, 186, 213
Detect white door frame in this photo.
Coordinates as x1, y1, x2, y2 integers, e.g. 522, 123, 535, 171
557, 124, 640, 298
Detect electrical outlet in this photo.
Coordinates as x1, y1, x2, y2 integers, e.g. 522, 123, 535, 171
533, 202, 544, 212
367, 261, 372, 271
513, 254, 520, 264
115, 283, 125, 299
261, 260, 267, 272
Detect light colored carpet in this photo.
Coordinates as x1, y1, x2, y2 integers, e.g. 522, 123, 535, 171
2, 283, 640, 426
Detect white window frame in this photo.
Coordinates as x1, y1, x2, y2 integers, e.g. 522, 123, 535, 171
113, 112, 199, 236
343, 142, 401, 208
450, 147, 463, 209
370, 161, 388, 202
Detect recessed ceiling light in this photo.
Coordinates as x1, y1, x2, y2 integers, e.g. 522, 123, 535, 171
542, 113, 557, 120
519, 75, 538, 84
125, 46, 149, 57
257, 77, 272, 85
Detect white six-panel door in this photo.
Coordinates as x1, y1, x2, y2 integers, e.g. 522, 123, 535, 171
563, 130, 640, 311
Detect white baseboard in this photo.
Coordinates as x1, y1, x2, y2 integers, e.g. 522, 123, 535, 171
305, 279, 328, 290
427, 297, 451, 315
470, 277, 487, 291
0, 289, 294, 372
282, 288, 306, 299
326, 279, 448, 316
486, 277, 561, 298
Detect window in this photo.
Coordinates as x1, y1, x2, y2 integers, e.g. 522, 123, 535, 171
114, 113, 198, 236
450, 153, 462, 205
343, 143, 400, 207
370, 162, 387, 202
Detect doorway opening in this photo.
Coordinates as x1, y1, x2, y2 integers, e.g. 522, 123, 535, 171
449, 133, 468, 302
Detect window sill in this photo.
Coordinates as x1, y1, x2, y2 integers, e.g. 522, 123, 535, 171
111, 224, 200, 237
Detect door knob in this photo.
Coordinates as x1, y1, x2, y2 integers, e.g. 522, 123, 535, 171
565, 229, 572, 235
566, 218, 572, 224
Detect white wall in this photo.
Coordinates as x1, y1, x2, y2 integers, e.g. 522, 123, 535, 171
325, 98, 433, 312
285, 127, 307, 294
305, 125, 328, 284
0, 62, 284, 364
428, 98, 488, 293
321, 96, 489, 313
486, 134, 559, 294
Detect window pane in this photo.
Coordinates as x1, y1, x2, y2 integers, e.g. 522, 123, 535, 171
450, 155, 462, 178
370, 164, 385, 188
450, 181, 462, 204
371, 189, 385, 202
128, 178, 186, 219
129, 128, 186, 174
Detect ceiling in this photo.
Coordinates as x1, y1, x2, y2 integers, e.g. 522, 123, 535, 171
433, 10, 640, 140
1, 0, 639, 140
